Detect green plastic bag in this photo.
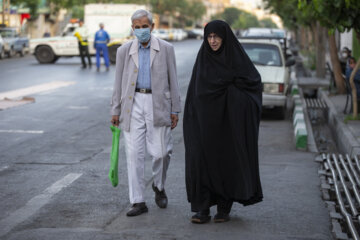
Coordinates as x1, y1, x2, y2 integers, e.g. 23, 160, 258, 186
109, 125, 121, 187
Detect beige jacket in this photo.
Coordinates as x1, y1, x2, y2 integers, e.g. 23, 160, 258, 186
110, 35, 181, 131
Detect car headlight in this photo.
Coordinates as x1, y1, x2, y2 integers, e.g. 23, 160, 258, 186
263, 83, 284, 94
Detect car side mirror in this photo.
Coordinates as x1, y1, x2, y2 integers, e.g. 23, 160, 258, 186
285, 57, 296, 67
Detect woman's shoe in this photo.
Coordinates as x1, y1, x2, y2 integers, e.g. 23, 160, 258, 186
214, 212, 230, 223
191, 210, 211, 224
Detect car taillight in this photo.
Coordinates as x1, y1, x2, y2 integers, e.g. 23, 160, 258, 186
263, 83, 284, 94
278, 83, 284, 93
263, 83, 278, 93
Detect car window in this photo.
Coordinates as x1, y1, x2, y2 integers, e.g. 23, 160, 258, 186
242, 43, 282, 67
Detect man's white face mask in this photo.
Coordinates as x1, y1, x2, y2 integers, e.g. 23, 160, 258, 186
341, 52, 349, 59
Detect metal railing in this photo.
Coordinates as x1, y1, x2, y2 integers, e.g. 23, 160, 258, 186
305, 98, 327, 109
322, 153, 360, 240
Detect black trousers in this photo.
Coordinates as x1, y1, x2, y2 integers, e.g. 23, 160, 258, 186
78, 42, 92, 68
217, 198, 233, 214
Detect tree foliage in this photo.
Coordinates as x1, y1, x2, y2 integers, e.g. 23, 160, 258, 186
298, 0, 360, 116
211, 7, 242, 26
299, 0, 360, 34
212, 7, 275, 30
11, 0, 206, 27
260, 18, 278, 28
263, 0, 315, 29
232, 11, 260, 29
12, 0, 40, 17
265, 0, 360, 114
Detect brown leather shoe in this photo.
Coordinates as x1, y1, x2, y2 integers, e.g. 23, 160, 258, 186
126, 202, 148, 217
152, 183, 168, 208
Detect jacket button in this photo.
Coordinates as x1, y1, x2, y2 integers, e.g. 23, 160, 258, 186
127, 109, 130, 113
131, 82, 135, 86
129, 96, 132, 100
134, 69, 138, 73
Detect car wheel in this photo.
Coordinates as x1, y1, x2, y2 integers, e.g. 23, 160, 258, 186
7, 47, 15, 58
19, 46, 26, 57
35, 45, 55, 63
109, 44, 121, 64
51, 56, 59, 63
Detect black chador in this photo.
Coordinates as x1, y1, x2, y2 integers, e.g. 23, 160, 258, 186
183, 20, 263, 213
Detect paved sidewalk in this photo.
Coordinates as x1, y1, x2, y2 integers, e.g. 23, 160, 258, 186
322, 91, 360, 157
327, 93, 360, 142
95, 120, 330, 240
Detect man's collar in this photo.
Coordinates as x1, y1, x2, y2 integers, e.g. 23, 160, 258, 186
129, 35, 159, 55
139, 39, 151, 49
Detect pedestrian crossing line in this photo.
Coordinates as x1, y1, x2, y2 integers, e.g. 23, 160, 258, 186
0, 130, 44, 134
0, 81, 76, 100
0, 173, 82, 238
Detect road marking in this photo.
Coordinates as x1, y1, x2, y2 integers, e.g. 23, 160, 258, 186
0, 130, 44, 134
0, 173, 82, 238
0, 166, 9, 172
89, 87, 113, 91
67, 106, 89, 110
0, 81, 76, 100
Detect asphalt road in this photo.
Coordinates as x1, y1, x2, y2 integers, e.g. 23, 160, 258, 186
0, 39, 332, 240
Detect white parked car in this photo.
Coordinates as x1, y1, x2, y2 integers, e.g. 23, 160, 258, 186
152, 29, 170, 41
169, 29, 187, 41
30, 3, 145, 64
239, 38, 295, 119
191, 28, 203, 39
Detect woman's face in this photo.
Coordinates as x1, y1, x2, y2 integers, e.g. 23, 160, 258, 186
349, 59, 356, 69
207, 32, 222, 51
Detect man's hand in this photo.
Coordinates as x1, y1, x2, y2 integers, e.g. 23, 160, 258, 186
171, 114, 179, 129
111, 115, 119, 126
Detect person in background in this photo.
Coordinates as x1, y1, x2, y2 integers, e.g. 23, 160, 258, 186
94, 23, 110, 72
110, 9, 181, 217
43, 30, 50, 38
340, 47, 352, 74
74, 20, 92, 69
345, 56, 360, 111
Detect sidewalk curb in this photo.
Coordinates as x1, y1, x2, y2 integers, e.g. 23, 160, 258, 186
291, 82, 308, 150
319, 89, 360, 157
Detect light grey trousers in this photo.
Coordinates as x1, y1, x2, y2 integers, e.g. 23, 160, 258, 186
123, 92, 172, 204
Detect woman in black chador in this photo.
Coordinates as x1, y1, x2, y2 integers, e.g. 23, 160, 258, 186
183, 20, 263, 224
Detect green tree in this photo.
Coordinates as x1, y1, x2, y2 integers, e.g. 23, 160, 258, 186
212, 7, 242, 26
260, 18, 277, 28
12, 0, 40, 17
184, 0, 206, 26
264, 0, 327, 80
232, 11, 260, 29
299, 0, 360, 116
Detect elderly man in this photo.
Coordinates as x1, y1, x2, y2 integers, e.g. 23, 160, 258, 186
110, 9, 181, 217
